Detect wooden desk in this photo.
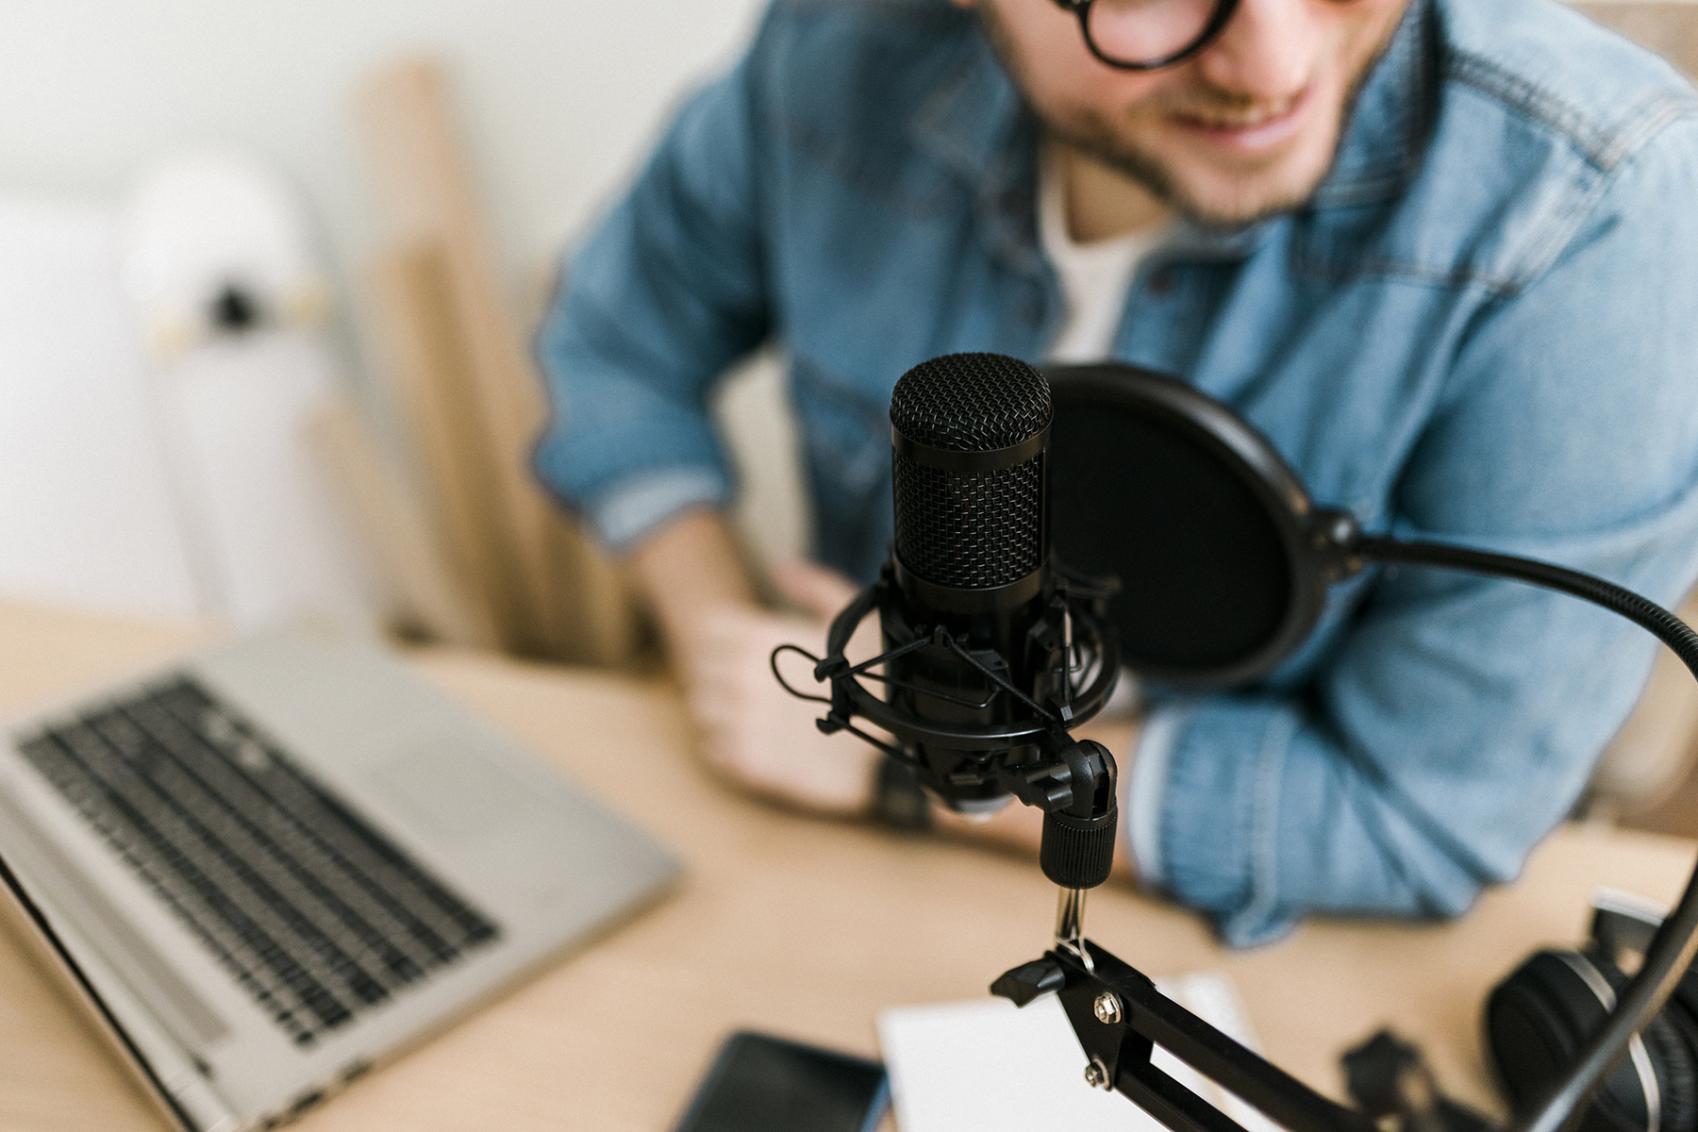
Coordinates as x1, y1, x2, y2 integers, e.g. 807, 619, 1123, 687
1, 600, 1695, 1130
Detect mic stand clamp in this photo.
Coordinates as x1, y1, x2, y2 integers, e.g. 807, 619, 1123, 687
998, 737, 1120, 894
988, 735, 1119, 965
990, 939, 1494, 1132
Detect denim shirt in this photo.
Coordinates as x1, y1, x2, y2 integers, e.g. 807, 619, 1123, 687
535, 0, 1698, 945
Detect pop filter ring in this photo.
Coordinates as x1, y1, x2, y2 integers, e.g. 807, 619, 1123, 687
1047, 364, 1359, 688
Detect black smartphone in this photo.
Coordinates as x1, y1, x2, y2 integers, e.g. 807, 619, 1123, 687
672, 1030, 890, 1132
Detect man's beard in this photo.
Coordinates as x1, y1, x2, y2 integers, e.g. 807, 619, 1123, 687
975, 4, 1387, 229
1041, 102, 1330, 229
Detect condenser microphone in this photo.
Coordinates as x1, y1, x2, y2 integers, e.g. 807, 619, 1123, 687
884, 353, 1065, 814
773, 350, 1121, 885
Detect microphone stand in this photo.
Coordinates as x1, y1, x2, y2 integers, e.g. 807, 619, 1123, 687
780, 513, 1698, 1132
990, 938, 1487, 1132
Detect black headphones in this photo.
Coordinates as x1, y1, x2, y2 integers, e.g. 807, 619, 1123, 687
1488, 894, 1698, 1132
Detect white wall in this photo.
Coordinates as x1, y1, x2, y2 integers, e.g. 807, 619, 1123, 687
0, 0, 810, 569
0, 0, 765, 312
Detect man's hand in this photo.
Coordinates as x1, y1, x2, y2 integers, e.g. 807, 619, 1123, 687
628, 513, 885, 818
627, 511, 1144, 863
683, 559, 886, 817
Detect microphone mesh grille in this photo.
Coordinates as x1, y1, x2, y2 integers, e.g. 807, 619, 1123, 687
890, 353, 1050, 589
894, 453, 1044, 587
890, 353, 1052, 452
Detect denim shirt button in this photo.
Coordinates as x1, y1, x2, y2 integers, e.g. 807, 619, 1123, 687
1146, 267, 1177, 297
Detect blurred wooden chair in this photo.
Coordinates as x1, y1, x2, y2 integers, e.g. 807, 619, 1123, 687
1574, 3, 1698, 820
355, 58, 640, 668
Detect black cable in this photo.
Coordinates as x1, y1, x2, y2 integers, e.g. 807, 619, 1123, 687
769, 644, 833, 706
1354, 535, 1698, 1132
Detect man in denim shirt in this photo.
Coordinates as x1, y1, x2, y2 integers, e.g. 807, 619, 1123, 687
535, 0, 1698, 945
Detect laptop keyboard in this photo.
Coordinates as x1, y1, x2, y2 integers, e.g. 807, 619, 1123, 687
13, 676, 501, 1047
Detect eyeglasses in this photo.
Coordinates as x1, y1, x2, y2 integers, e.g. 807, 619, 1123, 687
1049, 0, 1243, 71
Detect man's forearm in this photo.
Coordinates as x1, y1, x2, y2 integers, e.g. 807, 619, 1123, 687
628, 508, 760, 672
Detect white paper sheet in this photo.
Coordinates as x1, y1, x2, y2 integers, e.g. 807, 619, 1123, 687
878, 973, 1277, 1132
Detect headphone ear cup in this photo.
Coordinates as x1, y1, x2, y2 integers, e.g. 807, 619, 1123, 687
1485, 948, 1697, 1132
1588, 951, 1698, 1132
1652, 971, 1698, 1132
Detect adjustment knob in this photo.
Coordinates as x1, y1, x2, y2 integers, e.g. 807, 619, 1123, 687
1041, 805, 1118, 889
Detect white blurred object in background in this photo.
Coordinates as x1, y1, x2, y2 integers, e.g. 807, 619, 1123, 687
0, 155, 380, 626
118, 151, 377, 628
0, 197, 202, 618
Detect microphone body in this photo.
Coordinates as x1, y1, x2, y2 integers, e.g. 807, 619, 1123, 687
884, 353, 1063, 813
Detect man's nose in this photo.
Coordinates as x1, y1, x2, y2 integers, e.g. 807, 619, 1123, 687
1194, 0, 1320, 99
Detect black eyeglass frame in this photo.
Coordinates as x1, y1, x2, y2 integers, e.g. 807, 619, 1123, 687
1050, 0, 1243, 71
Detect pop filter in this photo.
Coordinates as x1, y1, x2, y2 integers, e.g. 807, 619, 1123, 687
1046, 362, 1343, 688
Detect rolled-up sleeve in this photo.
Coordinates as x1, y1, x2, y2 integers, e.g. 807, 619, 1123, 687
1139, 120, 1698, 947
533, 11, 775, 552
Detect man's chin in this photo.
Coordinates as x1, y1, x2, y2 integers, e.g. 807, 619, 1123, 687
1139, 137, 1343, 226
1056, 122, 1334, 229
1168, 175, 1325, 229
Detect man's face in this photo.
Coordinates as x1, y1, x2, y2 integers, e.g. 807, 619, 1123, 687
965, 0, 1411, 226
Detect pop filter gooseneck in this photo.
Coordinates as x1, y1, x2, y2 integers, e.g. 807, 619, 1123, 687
1045, 361, 1698, 1132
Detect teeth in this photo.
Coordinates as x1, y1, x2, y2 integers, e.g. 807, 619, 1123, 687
1187, 95, 1295, 129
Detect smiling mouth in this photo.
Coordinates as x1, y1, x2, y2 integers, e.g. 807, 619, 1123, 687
1166, 84, 1315, 153
1175, 91, 1302, 130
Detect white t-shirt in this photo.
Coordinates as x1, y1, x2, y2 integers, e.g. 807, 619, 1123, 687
1037, 146, 1166, 364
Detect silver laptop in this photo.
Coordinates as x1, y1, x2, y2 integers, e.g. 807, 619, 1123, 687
0, 628, 680, 1131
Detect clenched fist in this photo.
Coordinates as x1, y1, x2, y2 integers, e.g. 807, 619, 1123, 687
680, 559, 887, 817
